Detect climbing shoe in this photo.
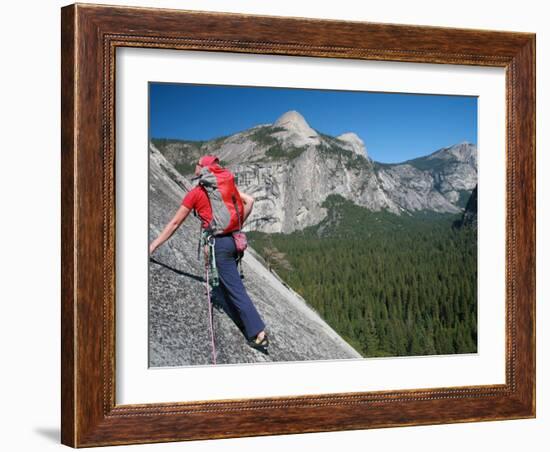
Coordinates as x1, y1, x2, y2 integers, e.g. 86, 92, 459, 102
248, 333, 269, 353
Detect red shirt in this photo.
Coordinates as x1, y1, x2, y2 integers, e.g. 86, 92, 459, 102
182, 186, 213, 229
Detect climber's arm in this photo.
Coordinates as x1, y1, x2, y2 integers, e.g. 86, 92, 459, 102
239, 191, 255, 223
149, 205, 191, 254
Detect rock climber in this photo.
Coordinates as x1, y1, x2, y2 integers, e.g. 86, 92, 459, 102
149, 155, 269, 353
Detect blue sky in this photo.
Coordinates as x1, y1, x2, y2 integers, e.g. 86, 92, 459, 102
149, 83, 477, 164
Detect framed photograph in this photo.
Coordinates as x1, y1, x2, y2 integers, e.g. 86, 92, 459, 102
61, 3, 535, 447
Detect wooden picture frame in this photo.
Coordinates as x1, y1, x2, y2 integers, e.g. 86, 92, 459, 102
61, 3, 535, 447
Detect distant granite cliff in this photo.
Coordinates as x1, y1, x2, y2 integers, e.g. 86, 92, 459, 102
456, 184, 478, 228
148, 144, 361, 366
153, 110, 477, 233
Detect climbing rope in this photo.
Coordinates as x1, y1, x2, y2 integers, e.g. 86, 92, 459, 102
203, 235, 217, 365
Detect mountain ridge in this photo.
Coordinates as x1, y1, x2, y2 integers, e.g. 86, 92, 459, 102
152, 110, 477, 233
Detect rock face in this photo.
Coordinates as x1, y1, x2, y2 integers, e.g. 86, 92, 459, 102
337, 132, 368, 158
149, 144, 361, 366
272, 110, 321, 147
458, 184, 478, 228
153, 110, 477, 233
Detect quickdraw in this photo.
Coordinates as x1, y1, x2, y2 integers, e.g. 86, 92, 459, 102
199, 228, 219, 288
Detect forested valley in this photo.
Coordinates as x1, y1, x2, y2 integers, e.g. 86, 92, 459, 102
248, 194, 477, 358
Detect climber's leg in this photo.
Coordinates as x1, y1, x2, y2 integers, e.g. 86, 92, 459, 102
214, 235, 266, 340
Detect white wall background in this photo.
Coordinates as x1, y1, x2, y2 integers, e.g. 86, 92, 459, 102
0, 1, 546, 451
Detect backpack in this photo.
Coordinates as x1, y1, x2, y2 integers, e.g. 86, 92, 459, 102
196, 163, 245, 236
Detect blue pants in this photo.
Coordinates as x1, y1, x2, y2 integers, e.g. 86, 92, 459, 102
214, 235, 266, 340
